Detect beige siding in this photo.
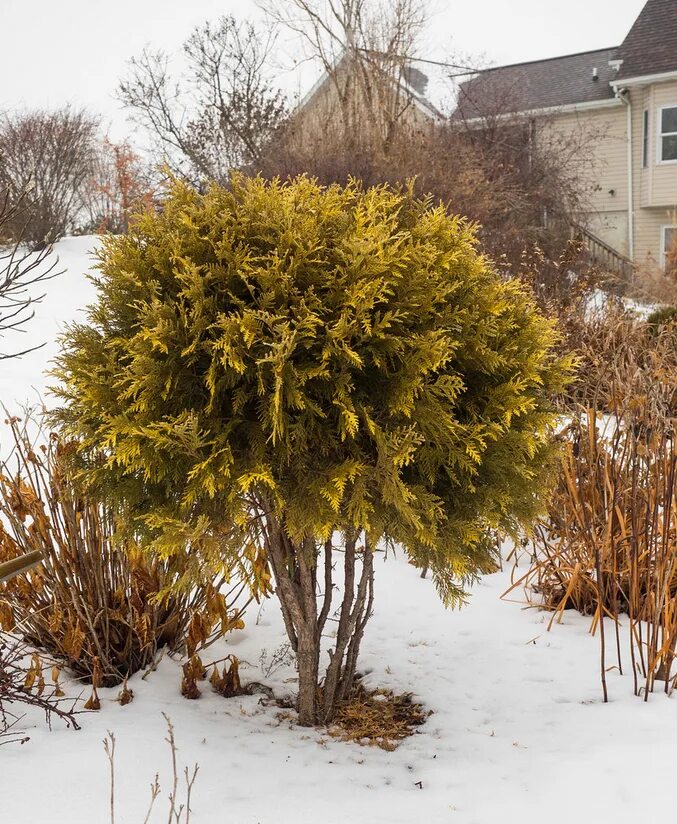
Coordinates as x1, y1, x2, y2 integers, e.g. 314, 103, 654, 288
588, 210, 629, 255
646, 79, 677, 208
634, 208, 677, 269
544, 104, 629, 254
547, 104, 628, 212
629, 81, 677, 268
546, 87, 677, 266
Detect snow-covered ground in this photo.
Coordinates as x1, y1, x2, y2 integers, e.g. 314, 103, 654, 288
3, 238, 676, 824
0, 236, 99, 408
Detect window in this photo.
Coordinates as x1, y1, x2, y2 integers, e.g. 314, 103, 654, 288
661, 226, 677, 270
659, 106, 677, 162
642, 110, 649, 167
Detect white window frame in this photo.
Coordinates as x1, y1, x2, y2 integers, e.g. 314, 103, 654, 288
660, 225, 677, 269
643, 109, 650, 167
657, 104, 677, 164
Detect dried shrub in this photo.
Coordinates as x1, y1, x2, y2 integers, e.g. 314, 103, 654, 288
209, 654, 243, 697
626, 265, 677, 307
0, 417, 250, 687
180, 654, 207, 700
626, 214, 677, 306
327, 683, 430, 751
508, 320, 677, 700
555, 300, 677, 413
0, 632, 79, 745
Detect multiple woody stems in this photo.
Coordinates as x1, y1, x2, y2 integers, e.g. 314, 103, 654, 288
254, 495, 374, 726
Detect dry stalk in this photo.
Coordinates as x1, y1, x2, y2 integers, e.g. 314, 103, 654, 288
104, 715, 198, 824
508, 314, 677, 699
0, 415, 250, 687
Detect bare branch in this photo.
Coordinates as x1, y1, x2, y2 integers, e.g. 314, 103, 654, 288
118, 17, 288, 185
0, 190, 63, 359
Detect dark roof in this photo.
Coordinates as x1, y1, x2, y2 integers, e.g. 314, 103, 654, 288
454, 47, 619, 120
403, 64, 429, 95
616, 0, 677, 80
453, 1, 677, 119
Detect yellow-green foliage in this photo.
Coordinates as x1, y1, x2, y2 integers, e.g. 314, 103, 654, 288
53, 176, 571, 604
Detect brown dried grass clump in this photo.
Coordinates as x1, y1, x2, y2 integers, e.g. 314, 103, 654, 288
557, 301, 677, 413
0, 417, 250, 688
508, 313, 677, 701
327, 684, 430, 751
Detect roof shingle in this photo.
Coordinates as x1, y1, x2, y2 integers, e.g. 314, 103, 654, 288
616, 0, 677, 80
454, 47, 619, 120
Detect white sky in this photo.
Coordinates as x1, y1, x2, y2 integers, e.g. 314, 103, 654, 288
0, 0, 647, 138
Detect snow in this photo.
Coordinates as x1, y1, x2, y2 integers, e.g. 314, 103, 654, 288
0, 236, 99, 410
585, 286, 661, 321
3, 237, 677, 823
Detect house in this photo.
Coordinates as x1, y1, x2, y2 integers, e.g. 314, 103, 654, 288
455, 0, 677, 273
295, 1, 677, 274
289, 48, 443, 158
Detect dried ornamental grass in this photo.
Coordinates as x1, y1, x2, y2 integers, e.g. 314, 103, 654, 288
556, 300, 677, 414
508, 405, 677, 701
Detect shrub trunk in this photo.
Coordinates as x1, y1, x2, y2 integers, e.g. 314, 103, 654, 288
261, 512, 374, 726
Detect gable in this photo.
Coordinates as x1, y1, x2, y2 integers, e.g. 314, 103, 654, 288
616, 0, 677, 81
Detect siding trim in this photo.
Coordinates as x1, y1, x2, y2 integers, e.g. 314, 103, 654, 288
612, 70, 677, 88
656, 103, 677, 164
660, 223, 677, 269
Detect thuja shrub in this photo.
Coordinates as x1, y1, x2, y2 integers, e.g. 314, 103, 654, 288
52, 176, 571, 723
0, 417, 252, 688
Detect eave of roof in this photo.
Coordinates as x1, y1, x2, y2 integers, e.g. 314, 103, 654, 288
454, 47, 620, 120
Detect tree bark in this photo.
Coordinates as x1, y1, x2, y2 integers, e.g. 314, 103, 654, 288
256, 499, 375, 726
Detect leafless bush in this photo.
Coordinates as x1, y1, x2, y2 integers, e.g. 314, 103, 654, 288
0, 632, 79, 745
259, 0, 600, 275
261, 82, 599, 275
0, 190, 61, 359
0, 107, 99, 247
0, 415, 250, 688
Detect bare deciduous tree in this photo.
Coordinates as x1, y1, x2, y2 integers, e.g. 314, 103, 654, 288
82, 137, 158, 234
118, 15, 288, 184
0, 107, 99, 248
0, 190, 60, 360
261, 0, 429, 151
